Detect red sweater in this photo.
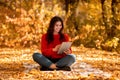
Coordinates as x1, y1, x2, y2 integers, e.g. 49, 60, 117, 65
41, 33, 71, 59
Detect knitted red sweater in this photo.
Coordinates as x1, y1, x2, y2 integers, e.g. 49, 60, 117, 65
41, 33, 71, 59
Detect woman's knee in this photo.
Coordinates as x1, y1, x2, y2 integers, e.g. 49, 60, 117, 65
67, 54, 76, 62
32, 52, 42, 60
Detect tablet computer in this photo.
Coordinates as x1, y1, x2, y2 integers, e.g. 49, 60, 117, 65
57, 42, 72, 54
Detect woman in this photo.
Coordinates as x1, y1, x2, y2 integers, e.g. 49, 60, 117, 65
32, 16, 76, 71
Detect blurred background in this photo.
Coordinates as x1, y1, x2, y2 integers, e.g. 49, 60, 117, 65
0, 0, 120, 52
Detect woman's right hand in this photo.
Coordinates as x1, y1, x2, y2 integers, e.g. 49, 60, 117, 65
53, 44, 61, 52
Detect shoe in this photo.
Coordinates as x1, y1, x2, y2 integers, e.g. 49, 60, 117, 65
40, 66, 54, 71
57, 66, 71, 71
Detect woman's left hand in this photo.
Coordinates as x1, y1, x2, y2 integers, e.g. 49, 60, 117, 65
63, 49, 71, 54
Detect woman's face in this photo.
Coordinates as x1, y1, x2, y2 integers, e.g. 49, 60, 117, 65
53, 21, 62, 34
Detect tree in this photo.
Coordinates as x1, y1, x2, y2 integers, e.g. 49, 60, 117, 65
65, 0, 79, 13
111, 0, 120, 37
101, 0, 119, 39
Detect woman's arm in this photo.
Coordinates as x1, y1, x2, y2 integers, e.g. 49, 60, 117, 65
63, 34, 72, 54
41, 34, 55, 57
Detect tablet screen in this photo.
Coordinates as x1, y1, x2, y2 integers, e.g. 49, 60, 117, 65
57, 42, 72, 54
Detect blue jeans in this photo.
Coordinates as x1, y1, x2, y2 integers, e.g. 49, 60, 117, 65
32, 53, 76, 68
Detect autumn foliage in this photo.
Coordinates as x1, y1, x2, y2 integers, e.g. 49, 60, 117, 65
0, 0, 120, 79
0, 47, 120, 79
0, 0, 120, 52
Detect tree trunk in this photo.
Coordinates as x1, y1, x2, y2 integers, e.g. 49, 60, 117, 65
111, 0, 120, 37
100, 0, 119, 39
101, 0, 112, 39
65, 0, 79, 13
64, 0, 80, 40
65, 0, 69, 13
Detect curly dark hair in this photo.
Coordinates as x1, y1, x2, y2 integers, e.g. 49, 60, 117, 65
46, 16, 65, 44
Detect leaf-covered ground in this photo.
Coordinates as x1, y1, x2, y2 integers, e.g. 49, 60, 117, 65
0, 47, 120, 80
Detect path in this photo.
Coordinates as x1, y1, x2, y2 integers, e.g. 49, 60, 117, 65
0, 48, 119, 79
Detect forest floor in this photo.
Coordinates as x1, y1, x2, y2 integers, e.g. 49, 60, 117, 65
0, 46, 120, 80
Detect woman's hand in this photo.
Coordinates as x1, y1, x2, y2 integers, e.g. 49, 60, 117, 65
53, 44, 61, 52
63, 49, 71, 54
